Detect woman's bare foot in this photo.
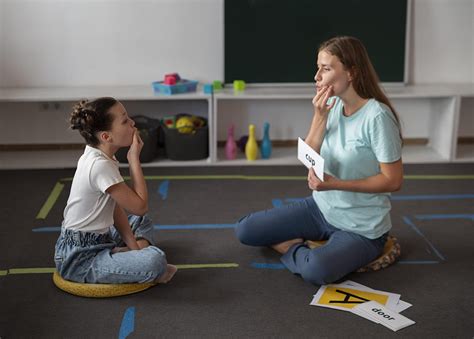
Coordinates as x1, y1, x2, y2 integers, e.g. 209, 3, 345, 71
271, 238, 304, 254
155, 264, 178, 284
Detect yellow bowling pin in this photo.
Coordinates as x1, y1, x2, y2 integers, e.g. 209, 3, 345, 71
245, 124, 259, 161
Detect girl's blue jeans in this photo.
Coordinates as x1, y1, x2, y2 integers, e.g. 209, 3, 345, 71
235, 197, 388, 285
54, 215, 167, 284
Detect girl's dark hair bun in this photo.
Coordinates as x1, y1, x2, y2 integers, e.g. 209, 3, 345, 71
70, 100, 93, 130
69, 97, 117, 146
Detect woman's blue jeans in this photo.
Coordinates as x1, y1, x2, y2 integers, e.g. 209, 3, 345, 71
54, 215, 167, 284
235, 197, 387, 285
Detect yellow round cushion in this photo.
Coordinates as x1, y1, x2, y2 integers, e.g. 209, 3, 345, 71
305, 235, 401, 273
52, 271, 156, 298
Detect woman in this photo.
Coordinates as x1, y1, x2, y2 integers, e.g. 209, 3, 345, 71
235, 36, 403, 285
54, 97, 177, 284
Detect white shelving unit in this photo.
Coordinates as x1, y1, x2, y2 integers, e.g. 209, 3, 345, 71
0, 84, 473, 169
213, 84, 474, 165
0, 86, 213, 169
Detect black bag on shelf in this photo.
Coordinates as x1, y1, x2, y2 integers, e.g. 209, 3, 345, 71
162, 114, 209, 161
115, 115, 161, 163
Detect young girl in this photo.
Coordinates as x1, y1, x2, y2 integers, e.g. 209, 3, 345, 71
236, 36, 403, 285
54, 97, 177, 284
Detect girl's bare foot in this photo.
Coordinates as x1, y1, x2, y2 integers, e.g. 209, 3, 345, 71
137, 238, 150, 249
272, 238, 304, 254
155, 264, 177, 284
111, 246, 130, 254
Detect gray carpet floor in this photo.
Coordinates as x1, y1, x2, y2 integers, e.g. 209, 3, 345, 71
0, 164, 473, 338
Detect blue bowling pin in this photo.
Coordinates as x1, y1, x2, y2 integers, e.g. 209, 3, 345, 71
261, 122, 272, 159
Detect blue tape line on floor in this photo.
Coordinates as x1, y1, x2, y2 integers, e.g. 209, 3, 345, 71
32, 227, 60, 232
392, 194, 474, 201
158, 180, 169, 200
32, 224, 236, 232
415, 214, 474, 220
153, 224, 235, 230
272, 199, 283, 208
252, 261, 440, 270
118, 306, 135, 339
278, 194, 474, 204
251, 263, 285, 269
403, 216, 446, 261
272, 198, 305, 208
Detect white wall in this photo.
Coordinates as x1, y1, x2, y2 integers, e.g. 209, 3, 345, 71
0, 0, 223, 87
411, 0, 473, 83
0, 0, 472, 87
0, 0, 472, 145
0, 1, 4, 87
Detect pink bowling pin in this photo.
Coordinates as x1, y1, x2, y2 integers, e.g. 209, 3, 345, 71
225, 124, 237, 160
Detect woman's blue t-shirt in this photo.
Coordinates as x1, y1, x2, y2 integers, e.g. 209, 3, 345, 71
313, 97, 402, 239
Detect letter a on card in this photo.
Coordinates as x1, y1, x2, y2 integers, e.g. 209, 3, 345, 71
310, 285, 391, 312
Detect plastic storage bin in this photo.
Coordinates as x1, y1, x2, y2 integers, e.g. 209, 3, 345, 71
162, 116, 209, 160
152, 79, 198, 95
115, 116, 161, 163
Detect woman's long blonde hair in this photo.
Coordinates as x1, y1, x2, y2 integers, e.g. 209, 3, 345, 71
319, 36, 402, 140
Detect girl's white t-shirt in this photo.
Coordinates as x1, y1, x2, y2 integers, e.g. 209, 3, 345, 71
62, 145, 124, 233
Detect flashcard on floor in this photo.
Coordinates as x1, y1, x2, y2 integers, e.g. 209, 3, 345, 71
340, 280, 412, 312
351, 301, 415, 331
310, 284, 400, 312
393, 300, 412, 313
351, 305, 381, 324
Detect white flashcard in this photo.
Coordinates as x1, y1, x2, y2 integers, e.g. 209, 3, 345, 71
351, 305, 381, 324
340, 280, 369, 288
340, 280, 412, 312
393, 300, 412, 313
351, 301, 415, 332
297, 138, 324, 181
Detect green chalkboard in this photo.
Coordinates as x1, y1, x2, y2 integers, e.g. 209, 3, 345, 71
225, 0, 408, 84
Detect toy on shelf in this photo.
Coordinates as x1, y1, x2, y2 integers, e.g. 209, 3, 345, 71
162, 115, 177, 129
213, 80, 224, 90
225, 124, 237, 160
152, 73, 198, 95
164, 74, 177, 85
260, 122, 272, 159
245, 124, 258, 161
190, 115, 206, 129
233, 80, 246, 91
171, 115, 207, 134
176, 116, 195, 134
165, 73, 181, 82
237, 135, 248, 153
203, 83, 213, 94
